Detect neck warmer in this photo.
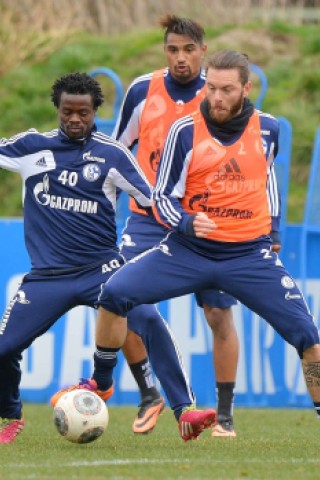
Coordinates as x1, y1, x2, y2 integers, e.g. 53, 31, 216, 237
200, 97, 255, 142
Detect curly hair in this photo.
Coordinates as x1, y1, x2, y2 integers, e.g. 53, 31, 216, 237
159, 14, 205, 45
51, 72, 104, 109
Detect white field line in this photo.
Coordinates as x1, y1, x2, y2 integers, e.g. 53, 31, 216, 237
5, 458, 320, 468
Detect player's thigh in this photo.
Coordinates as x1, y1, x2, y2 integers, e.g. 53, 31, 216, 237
0, 273, 76, 355
100, 238, 216, 309
77, 258, 125, 306
220, 249, 318, 353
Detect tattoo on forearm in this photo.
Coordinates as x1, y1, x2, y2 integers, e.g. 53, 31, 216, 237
303, 361, 320, 387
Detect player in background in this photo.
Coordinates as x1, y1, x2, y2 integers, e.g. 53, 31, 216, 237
111, 15, 280, 437
74, 49, 320, 442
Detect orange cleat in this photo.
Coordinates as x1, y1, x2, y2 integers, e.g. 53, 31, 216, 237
50, 378, 114, 407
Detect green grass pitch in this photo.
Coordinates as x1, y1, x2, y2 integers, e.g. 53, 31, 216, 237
1, 404, 319, 480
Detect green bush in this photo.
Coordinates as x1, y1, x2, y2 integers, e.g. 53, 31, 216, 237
0, 23, 319, 221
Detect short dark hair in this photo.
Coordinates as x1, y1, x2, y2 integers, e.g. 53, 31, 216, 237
206, 50, 250, 85
51, 72, 104, 109
160, 14, 205, 45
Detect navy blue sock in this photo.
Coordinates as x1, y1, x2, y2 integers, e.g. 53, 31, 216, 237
216, 382, 235, 421
173, 403, 193, 421
129, 357, 160, 401
92, 346, 119, 391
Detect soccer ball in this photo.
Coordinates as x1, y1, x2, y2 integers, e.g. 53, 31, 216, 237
53, 390, 109, 444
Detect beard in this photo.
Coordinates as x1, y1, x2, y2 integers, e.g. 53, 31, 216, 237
209, 95, 245, 124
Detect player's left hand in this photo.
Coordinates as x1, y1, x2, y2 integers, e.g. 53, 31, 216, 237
271, 243, 281, 253
270, 230, 281, 253
193, 212, 216, 238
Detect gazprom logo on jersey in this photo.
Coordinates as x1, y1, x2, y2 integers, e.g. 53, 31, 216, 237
83, 151, 105, 163
34, 174, 98, 214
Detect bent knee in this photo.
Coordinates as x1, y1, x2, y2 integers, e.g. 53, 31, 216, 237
302, 343, 320, 361
293, 326, 320, 359
128, 305, 166, 335
99, 280, 132, 316
0, 339, 18, 359
203, 306, 234, 332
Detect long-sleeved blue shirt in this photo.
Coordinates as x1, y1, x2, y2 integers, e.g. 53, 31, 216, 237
0, 127, 152, 269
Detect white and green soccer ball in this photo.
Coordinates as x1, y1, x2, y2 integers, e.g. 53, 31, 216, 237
53, 390, 109, 444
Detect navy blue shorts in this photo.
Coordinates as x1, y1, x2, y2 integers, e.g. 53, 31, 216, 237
100, 234, 319, 358
120, 213, 236, 309
0, 255, 124, 357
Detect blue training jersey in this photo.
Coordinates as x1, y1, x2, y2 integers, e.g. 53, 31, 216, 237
0, 127, 152, 269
